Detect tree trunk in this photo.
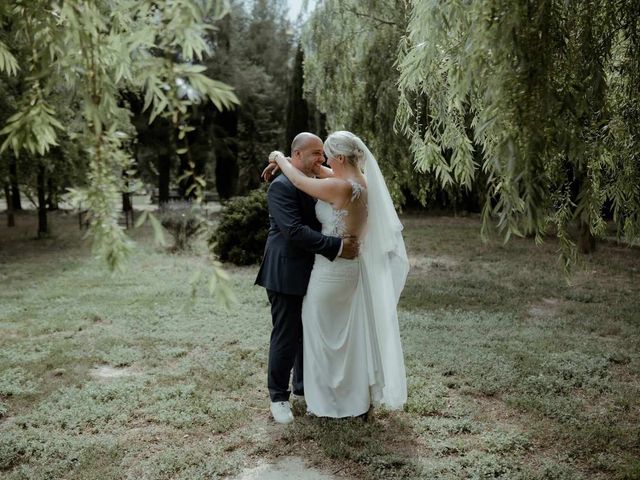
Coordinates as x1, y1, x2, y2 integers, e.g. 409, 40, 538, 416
122, 191, 132, 212
4, 182, 15, 227
122, 169, 133, 228
122, 169, 132, 212
37, 164, 48, 238
122, 192, 133, 228
9, 158, 21, 210
177, 152, 193, 201
577, 219, 596, 254
214, 109, 238, 200
158, 152, 171, 204
46, 177, 58, 210
215, 144, 238, 200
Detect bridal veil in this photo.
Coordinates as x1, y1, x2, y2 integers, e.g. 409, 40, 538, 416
334, 132, 410, 409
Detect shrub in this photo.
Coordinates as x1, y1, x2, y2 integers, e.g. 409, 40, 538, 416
157, 201, 205, 252
210, 188, 268, 265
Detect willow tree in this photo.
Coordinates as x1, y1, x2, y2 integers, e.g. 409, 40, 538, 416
303, 0, 437, 207
397, 0, 640, 257
0, 0, 238, 272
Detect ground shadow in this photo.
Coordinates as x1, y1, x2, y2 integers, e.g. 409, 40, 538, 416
281, 405, 420, 479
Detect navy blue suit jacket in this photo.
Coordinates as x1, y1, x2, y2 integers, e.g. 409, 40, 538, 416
255, 174, 341, 296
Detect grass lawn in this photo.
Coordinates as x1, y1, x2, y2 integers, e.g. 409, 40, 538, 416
1, 210, 639, 479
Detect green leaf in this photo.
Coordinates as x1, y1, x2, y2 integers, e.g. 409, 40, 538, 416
134, 210, 149, 228
148, 213, 167, 247
0, 40, 19, 76
207, 272, 218, 294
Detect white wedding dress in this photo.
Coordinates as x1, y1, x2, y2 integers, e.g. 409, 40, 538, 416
302, 181, 375, 417
299, 134, 409, 418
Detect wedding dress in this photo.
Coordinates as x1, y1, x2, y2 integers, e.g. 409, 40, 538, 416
302, 180, 371, 417
302, 165, 409, 417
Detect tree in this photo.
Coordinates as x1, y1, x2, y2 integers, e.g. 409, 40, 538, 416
286, 44, 329, 146
285, 44, 310, 149
0, 152, 15, 227
1, 24, 20, 223
397, 0, 640, 257
0, 1, 79, 236
0, 0, 238, 268
302, 0, 479, 209
108, 0, 294, 204
303, 0, 409, 206
8, 158, 21, 210
204, 0, 293, 197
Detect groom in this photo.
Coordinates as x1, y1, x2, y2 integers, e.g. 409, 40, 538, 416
255, 132, 358, 424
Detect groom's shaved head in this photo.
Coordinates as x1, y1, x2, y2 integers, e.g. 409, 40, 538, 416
291, 132, 324, 175
291, 132, 322, 154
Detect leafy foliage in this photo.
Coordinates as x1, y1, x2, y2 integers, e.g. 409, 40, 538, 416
396, 0, 640, 257
303, 0, 640, 259
0, 102, 63, 157
0, 0, 239, 271
209, 187, 268, 265
303, 1, 487, 211
127, 0, 292, 202
0, 40, 18, 76
303, 0, 430, 207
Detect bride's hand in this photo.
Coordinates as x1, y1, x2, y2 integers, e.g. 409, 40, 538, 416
264, 151, 288, 182
268, 150, 285, 164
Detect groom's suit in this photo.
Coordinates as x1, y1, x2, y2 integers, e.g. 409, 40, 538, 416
255, 174, 341, 402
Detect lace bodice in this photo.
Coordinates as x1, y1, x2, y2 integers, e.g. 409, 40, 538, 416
315, 179, 366, 237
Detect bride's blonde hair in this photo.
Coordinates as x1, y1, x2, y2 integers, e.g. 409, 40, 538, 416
324, 131, 365, 169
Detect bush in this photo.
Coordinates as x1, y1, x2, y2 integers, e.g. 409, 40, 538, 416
210, 188, 268, 265
157, 201, 205, 252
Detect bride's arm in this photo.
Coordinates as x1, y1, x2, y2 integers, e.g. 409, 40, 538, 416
266, 153, 334, 179
271, 153, 349, 208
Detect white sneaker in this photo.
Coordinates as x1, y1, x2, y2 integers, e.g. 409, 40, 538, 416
270, 401, 294, 424
291, 393, 305, 403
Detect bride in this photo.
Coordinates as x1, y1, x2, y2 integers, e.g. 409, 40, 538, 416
269, 131, 409, 418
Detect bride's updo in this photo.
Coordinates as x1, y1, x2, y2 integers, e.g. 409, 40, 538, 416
324, 131, 365, 169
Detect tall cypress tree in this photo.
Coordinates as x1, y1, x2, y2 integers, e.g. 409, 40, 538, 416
285, 44, 309, 151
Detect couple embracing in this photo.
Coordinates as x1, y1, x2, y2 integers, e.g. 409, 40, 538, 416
255, 131, 409, 423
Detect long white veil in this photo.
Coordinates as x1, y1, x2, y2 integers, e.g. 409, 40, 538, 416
354, 136, 409, 409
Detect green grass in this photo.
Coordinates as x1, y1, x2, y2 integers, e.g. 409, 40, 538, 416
1, 211, 638, 479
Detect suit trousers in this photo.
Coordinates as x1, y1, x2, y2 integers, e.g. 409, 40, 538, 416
267, 289, 304, 402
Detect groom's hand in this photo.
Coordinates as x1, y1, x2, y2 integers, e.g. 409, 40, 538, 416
261, 163, 280, 182
339, 236, 359, 260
